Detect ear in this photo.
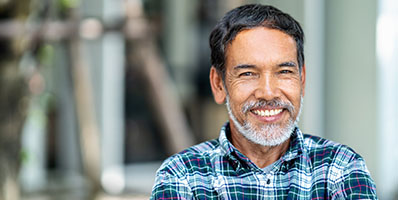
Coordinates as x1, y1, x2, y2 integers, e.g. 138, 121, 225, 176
209, 67, 227, 104
300, 64, 306, 97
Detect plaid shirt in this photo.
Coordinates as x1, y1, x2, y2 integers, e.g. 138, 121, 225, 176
151, 123, 377, 199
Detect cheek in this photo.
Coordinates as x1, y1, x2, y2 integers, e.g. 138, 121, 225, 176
280, 81, 303, 104
229, 81, 257, 103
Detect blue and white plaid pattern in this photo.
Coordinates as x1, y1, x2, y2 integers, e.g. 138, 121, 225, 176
151, 123, 377, 199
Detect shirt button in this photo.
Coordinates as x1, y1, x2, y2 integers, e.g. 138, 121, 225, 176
266, 174, 272, 184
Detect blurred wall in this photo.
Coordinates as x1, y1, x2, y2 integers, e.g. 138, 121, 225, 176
324, 0, 378, 187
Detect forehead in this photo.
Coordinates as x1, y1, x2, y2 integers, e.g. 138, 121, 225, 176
225, 27, 297, 67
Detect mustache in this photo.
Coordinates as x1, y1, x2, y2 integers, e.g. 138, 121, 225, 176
241, 98, 295, 114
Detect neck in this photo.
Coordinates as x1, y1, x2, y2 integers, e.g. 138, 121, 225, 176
229, 123, 290, 168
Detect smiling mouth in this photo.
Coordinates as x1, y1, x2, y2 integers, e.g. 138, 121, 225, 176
251, 108, 283, 117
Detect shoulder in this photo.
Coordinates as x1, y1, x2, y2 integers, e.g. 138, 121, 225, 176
155, 139, 221, 178
301, 134, 377, 198
302, 134, 377, 198
302, 134, 363, 167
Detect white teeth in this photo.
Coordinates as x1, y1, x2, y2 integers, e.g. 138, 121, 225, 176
270, 110, 275, 115
253, 109, 282, 117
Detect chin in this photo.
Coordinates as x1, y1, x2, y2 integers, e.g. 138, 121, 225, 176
230, 115, 296, 146
242, 122, 295, 146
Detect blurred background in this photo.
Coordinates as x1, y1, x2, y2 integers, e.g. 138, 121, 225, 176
0, 0, 397, 199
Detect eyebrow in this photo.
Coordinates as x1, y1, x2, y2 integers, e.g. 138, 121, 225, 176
233, 62, 297, 70
279, 61, 297, 67
233, 64, 256, 70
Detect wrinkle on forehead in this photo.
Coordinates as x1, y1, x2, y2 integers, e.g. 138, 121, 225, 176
225, 27, 298, 69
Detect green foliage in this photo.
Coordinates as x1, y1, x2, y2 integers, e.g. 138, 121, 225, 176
38, 44, 55, 66
58, 0, 79, 10
20, 148, 29, 165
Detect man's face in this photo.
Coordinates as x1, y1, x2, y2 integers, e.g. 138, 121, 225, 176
219, 27, 306, 146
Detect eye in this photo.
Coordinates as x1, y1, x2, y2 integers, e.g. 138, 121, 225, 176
239, 72, 255, 77
279, 69, 293, 74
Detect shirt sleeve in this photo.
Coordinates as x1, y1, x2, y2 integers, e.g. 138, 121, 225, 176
150, 170, 193, 200
331, 158, 378, 199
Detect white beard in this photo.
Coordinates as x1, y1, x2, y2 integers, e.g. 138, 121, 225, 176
225, 96, 302, 147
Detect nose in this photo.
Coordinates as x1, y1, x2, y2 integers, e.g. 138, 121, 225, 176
254, 73, 280, 100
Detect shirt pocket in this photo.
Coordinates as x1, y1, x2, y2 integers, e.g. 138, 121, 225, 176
213, 174, 269, 199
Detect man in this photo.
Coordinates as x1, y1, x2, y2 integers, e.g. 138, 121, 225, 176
151, 4, 377, 199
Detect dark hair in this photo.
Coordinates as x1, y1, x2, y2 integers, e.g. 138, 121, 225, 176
209, 4, 305, 79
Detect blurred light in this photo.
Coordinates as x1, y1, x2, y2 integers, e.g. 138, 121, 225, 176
80, 18, 103, 40
376, 15, 398, 66
101, 166, 125, 195
376, 0, 398, 198
0, 0, 10, 6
